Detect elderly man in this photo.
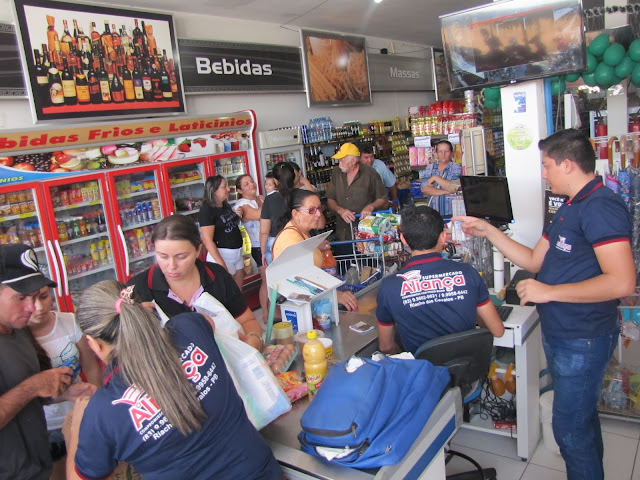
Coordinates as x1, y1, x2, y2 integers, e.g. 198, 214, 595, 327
325, 143, 388, 247
0, 244, 95, 480
360, 144, 398, 202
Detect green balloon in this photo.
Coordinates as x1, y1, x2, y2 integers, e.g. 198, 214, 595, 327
631, 63, 640, 86
614, 55, 634, 78
629, 39, 640, 62
588, 33, 610, 58
594, 62, 615, 87
603, 43, 626, 66
582, 71, 597, 86
565, 72, 581, 83
484, 87, 500, 101
551, 78, 566, 95
586, 52, 598, 73
484, 99, 499, 109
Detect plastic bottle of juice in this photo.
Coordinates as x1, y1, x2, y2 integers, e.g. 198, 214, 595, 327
303, 330, 327, 400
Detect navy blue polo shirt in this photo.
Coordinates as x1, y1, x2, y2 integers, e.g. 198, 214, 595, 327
537, 178, 631, 339
376, 252, 490, 354
74, 312, 281, 480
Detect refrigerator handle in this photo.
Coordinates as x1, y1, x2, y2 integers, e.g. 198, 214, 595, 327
117, 225, 130, 278
54, 240, 69, 297
46, 240, 63, 298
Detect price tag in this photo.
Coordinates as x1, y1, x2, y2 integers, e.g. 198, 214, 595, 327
413, 136, 431, 148
448, 133, 461, 145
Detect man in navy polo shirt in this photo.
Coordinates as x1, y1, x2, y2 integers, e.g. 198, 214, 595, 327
376, 205, 504, 354
455, 128, 636, 480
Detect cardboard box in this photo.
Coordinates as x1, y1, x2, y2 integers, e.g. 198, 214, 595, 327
266, 232, 342, 333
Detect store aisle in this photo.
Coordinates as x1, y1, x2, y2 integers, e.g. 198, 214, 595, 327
446, 416, 640, 479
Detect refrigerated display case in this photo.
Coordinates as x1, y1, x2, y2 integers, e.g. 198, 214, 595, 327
0, 182, 59, 307
209, 151, 250, 206
160, 156, 209, 221
257, 127, 304, 192
39, 174, 119, 311
105, 164, 171, 281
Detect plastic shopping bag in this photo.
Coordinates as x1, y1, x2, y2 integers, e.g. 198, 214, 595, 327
192, 292, 243, 336
194, 292, 291, 429
215, 331, 291, 430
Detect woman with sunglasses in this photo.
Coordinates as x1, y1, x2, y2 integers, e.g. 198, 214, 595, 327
272, 189, 358, 311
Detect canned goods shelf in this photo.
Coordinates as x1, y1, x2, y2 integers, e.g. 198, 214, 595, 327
122, 218, 161, 232
68, 264, 115, 281
60, 232, 108, 246
170, 180, 203, 189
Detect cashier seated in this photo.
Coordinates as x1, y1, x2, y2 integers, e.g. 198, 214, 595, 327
272, 189, 358, 311
376, 205, 504, 354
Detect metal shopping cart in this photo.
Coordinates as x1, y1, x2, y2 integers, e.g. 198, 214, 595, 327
330, 236, 386, 296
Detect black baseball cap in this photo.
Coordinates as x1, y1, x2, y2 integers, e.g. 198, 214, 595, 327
0, 244, 56, 294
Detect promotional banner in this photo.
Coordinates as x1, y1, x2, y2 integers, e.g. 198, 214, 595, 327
13, 0, 186, 122
300, 29, 371, 107
367, 53, 433, 92
178, 39, 303, 93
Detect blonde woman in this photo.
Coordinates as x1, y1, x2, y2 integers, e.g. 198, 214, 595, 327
65, 281, 282, 480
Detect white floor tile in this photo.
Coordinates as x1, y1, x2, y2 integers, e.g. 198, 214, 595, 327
600, 415, 640, 440
603, 431, 637, 480
631, 440, 640, 480
450, 427, 520, 460
520, 463, 566, 480
529, 437, 565, 472
444, 445, 527, 479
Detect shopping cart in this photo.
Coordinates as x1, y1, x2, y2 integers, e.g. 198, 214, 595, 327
330, 236, 385, 295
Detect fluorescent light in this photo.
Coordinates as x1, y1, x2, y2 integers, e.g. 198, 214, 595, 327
374, 0, 383, 3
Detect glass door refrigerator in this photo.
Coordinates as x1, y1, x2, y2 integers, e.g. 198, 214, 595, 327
104, 164, 170, 281
0, 181, 62, 308
256, 127, 304, 192
39, 173, 119, 312
159, 156, 210, 223
208, 151, 250, 206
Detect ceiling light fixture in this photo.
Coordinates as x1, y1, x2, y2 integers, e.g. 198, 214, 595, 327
374, 0, 383, 3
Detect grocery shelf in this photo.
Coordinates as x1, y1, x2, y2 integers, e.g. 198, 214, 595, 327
170, 179, 203, 189
60, 232, 108, 246
0, 212, 37, 221
117, 189, 158, 200
53, 200, 102, 212
122, 219, 161, 232
68, 263, 115, 281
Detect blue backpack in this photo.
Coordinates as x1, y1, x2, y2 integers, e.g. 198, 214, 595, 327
298, 356, 450, 468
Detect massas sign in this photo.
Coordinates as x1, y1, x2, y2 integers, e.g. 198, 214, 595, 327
179, 39, 303, 93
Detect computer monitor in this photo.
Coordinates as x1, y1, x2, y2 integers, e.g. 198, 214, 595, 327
460, 175, 514, 227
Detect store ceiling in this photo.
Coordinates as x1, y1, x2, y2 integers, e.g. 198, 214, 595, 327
122, 0, 604, 48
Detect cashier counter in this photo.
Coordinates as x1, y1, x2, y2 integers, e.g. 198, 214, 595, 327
260, 283, 542, 479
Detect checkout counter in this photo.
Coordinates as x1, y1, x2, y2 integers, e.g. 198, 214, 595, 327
261, 283, 542, 478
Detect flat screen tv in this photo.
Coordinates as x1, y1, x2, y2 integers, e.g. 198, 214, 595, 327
460, 175, 514, 227
440, 0, 585, 91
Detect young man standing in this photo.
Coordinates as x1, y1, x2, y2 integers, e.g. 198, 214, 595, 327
0, 244, 95, 480
376, 205, 504, 354
455, 128, 635, 480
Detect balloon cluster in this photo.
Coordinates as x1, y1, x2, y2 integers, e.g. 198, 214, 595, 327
482, 85, 501, 109
564, 33, 640, 90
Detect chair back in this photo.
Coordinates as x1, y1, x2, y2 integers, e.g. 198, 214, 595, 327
414, 328, 493, 399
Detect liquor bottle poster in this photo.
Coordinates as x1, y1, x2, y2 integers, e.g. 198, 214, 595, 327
12, 0, 186, 123
300, 29, 371, 107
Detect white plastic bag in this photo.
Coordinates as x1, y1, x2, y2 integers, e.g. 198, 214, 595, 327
193, 292, 291, 429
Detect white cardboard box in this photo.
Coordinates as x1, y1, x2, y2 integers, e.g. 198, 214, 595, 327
266, 232, 342, 333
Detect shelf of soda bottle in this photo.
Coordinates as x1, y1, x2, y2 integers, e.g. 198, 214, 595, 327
119, 199, 162, 229
66, 238, 113, 279
125, 227, 154, 259
409, 101, 475, 137
56, 211, 108, 243
0, 221, 44, 250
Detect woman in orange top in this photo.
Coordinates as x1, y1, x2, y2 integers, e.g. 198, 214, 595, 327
272, 189, 358, 311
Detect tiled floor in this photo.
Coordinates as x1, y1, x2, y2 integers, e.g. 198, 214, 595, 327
445, 416, 640, 479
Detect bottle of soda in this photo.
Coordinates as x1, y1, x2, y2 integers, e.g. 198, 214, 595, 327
321, 249, 337, 277
303, 330, 327, 400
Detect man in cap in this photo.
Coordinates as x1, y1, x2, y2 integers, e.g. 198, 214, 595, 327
326, 143, 388, 251
0, 244, 95, 480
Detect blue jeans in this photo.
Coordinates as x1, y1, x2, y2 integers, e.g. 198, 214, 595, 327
542, 332, 617, 480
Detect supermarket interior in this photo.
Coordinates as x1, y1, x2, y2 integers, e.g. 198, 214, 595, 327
1, 0, 640, 479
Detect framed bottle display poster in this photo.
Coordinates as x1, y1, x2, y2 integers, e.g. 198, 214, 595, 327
12, 0, 186, 123
300, 29, 371, 107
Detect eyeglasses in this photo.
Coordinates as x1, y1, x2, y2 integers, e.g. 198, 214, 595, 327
297, 206, 325, 215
